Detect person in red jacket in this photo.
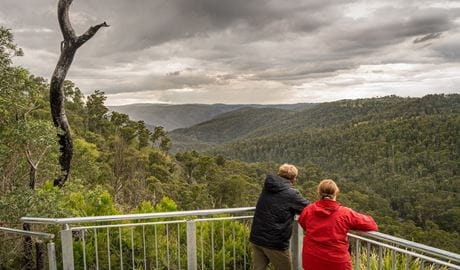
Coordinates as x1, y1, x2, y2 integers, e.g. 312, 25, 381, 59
298, 179, 378, 270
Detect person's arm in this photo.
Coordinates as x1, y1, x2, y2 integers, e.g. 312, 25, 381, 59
290, 189, 309, 214
348, 209, 378, 231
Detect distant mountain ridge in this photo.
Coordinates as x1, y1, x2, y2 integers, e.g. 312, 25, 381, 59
169, 94, 460, 152
170, 107, 295, 151
109, 103, 313, 131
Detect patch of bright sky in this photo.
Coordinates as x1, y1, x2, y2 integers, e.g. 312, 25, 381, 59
106, 90, 167, 106
294, 63, 460, 102
343, 1, 393, 20
429, 1, 460, 9
15, 28, 53, 33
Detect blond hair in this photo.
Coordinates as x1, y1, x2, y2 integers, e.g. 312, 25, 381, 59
317, 179, 340, 199
277, 164, 298, 181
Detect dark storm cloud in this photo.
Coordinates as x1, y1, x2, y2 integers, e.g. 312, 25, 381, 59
1, 0, 459, 103
325, 8, 456, 53
413, 33, 442, 44
73, 0, 347, 54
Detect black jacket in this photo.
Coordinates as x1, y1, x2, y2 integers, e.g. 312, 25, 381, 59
250, 175, 309, 250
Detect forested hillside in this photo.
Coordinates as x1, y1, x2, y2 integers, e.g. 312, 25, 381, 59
172, 95, 460, 149
171, 107, 295, 151
110, 103, 313, 131
0, 24, 459, 265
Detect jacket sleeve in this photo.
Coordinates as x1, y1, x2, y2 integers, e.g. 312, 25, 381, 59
348, 209, 378, 231
289, 189, 309, 214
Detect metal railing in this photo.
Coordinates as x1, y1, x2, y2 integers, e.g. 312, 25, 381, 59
19, 207, 460, 270
348, 232, 460, 270
0, 226, 57, 270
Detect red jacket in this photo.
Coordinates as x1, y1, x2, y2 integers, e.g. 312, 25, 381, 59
298, 200, 378, 263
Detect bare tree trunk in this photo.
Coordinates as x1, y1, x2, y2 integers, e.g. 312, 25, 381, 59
51, 0, 108, 187
22, 223, 34, 270
35, 241, 46, 270
29, 165, 37, 189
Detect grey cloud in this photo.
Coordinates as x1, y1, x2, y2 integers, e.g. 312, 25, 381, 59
328, 8, 456, 53
1, 0, 460, 104
432, 33, 460, 61
101, 72, 225, 94
167, 71, 181, 76
414, 33, 442, 44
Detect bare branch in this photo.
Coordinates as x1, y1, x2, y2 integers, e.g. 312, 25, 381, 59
24, 147, 35, 168
75, 22, 109, 47
36, 146, 51, 167
23, 104, 42, 120
57, 0, 77, 41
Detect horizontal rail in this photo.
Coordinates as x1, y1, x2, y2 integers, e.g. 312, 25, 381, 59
70, 219, 187, 231
21, 207, 256, 225
354, 231, 460, 263
194, 215, 253, 222
0, 227, 55, 240
349, 233, 460, 270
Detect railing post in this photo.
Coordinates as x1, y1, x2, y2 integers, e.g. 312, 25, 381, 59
354, 239, 360, 270
47, 242, 57, 270
186, 220, 197, 270
61, 227, 75, 270
291, 220, 303, 270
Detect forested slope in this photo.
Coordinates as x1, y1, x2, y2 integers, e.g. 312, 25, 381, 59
170, 107, 295, 151
110, 103, 313, 131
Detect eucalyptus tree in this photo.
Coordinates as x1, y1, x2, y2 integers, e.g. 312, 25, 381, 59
50, 0, 109, 187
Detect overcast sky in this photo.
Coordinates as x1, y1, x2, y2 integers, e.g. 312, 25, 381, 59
1, 0, 459, 105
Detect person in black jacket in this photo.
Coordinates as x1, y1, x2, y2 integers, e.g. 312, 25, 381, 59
250, 164, 309, 270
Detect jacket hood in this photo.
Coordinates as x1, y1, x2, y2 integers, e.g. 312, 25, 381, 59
312, 199, 341, 217
263, 175, 292, 193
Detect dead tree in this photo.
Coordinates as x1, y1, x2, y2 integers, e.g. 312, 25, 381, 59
50, 0, 108, 187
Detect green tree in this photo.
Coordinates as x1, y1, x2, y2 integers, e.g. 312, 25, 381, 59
85, 90, 109, 133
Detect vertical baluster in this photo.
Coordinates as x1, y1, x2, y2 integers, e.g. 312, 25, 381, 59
243, 220, 247, 270
222, 221, 225, 270
211, 222, 215, 270
94, 229, 99, 270
107, 228, 111, 270
131, 227, 135, 269
48, 242, 58, 270
82, 230, 87, 270
200, 222, 204, 270
378, 246, 383, 270
354, 239, 360, 270
420, 259, 424, 270
405, 254, 410, 270
119, 227, 123, 270
177, 223, 181, 270
155, 225, 159, 270
166, 224, 170, 270
0, 233, 2, 268
391, 249, 396, 270
232, 221, 236, 270
143, 225, 147, 270
366, 242, 371, 270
